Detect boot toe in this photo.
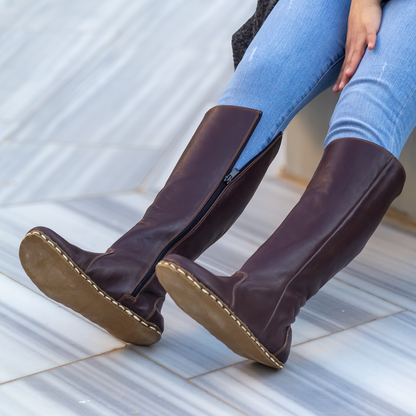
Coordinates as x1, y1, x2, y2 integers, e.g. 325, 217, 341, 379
20, 228, 163, 345
25, 226, 101, 271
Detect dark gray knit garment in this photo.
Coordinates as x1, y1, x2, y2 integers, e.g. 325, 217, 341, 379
231, 0, 280, 69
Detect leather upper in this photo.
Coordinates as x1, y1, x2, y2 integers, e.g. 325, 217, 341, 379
31, 105, 282, 330
164, 138, 405, 362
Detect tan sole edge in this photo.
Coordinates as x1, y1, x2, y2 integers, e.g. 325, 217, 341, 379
19, 231, 161, 345
156, 261, 283, 369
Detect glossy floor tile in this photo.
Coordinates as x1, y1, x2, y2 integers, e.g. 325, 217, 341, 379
0, 141, 160, 204
0, 0, 31, 28
115, 0, 256, 49
0, 30, 111, 122
0, 192, 153, 290
194, 311, 416, 416
0, 274, 124, 384
0, 122, 18, 144
4, 0, 152, 35
0, 349, 244, 416
339, 224, 416, 313
291, 278, 402, 345
131, 296, 246, 378
142, 104, 215, 195
12, 46, 231, 147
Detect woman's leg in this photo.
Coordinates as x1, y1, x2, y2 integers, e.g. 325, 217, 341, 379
326, 0, 416, 158
220, 0, 351, 170
18, 0, 353, 345
157, 1, 416, 368
158, 140, 404, 368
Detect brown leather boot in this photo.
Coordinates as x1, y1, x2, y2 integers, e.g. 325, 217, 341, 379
156, 138, 405, 368
19, 105, 282, 345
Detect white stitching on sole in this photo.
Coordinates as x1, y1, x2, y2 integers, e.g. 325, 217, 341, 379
26, 231, 162, 337
161, 261, 284, 369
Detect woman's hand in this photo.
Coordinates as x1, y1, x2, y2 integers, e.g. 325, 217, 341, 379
333, 0, 383, 93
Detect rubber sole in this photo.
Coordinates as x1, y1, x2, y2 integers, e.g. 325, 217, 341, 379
156, 260, 283, 369
19, 230, 161, 345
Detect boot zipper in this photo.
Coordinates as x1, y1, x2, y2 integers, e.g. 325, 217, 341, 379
131, 167, 239, 297
131, 131, 280, 297
224, 168, 240, 184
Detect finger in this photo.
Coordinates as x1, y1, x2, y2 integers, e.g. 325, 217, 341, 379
336, 52, 355, 90
333, 44, 353, 92
333, 68, 348, 92
339, 42, 367, 90
333, 31, 366, 92
345, 48, 364, 76
333, 66, 346, 92
333, 60, 346, 92
367, 32, 377, 50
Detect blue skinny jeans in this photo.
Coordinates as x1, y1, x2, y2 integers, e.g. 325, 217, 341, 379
219, 0, 416, 170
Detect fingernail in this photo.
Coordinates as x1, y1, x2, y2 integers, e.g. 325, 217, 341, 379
339, 81, 345, 90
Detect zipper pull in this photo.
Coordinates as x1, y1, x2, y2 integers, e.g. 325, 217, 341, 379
224, 168, 240, 184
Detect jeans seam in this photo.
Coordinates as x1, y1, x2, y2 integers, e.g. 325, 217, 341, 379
269, 53, 345, 140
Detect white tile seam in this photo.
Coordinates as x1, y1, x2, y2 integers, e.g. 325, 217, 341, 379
126, 345, 190, 381
333, 275, 411, 311
188, 381, 250, 416
126, 345, 248, 415
187, 359, 250, 381
0, 348, 126, 387
128, 343, 247, 382
189, 310, 407, 382
290, 309, 407, 349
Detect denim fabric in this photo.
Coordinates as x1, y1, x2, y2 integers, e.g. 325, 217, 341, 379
326, 0, 416, 158
219, 0, 416, 170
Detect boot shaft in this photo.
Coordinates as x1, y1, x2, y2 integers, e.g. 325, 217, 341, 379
240, 138, 405, 334
158, 138, 406, 367
88, 106, 282, 300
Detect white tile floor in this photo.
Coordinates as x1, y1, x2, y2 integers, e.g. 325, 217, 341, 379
1, 1, 416, 415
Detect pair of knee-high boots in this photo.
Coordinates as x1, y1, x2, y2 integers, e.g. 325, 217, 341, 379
19, 105, 405, 369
